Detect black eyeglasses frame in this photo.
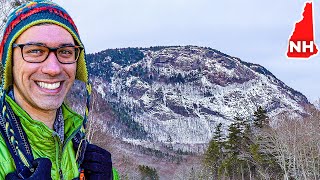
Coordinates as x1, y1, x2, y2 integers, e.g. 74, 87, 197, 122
12, 43, 84, 64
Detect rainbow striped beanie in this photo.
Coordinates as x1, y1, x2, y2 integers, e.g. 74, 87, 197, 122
0, 0, 88, 90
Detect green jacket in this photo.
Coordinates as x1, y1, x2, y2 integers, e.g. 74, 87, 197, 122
0, 95, 119, 179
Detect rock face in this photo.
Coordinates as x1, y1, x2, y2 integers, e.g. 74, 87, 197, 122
74, 45, 310, 152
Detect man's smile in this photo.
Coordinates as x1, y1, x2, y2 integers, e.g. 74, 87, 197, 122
36, 81, 62, 90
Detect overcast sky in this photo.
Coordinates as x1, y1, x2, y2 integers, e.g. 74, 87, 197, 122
53, 0, 320, 102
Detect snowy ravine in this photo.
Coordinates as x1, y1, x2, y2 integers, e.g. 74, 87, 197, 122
84, 45, 310, 152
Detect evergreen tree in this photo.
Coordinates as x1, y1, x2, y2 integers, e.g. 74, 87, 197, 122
138, 165, 159, 180
204, 139, 223, 178
241, 117, 254, 151
220, 117, 251, 179
226, 120, 242, 154
202, 112, 281, 179
253, 106, 269, 128
203, 123, 225, 178
212, 123, 224, 143
217, 120, 241, 178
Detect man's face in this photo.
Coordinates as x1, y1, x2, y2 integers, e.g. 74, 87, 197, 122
12, 24, 77, 113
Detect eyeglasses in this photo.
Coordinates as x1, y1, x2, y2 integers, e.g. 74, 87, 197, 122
13, 43, 83, 64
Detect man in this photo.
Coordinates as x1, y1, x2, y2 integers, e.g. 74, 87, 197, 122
0, 1, 118, 179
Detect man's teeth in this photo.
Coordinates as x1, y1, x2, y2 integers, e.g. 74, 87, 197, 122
37, 82, 60, 90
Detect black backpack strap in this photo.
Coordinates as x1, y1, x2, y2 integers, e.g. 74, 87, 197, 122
0, 99, 34, 179
72, 127, 88, 170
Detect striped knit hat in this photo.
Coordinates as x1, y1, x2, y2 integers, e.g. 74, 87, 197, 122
0, 0, 88, 90
0, 0, 91, 128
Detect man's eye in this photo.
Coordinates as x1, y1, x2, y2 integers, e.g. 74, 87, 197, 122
58, 48, 74, 57
25, 49, 45, 56
59, 50, 72, 54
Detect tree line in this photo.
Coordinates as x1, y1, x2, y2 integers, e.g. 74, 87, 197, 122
202, 106, 320, 180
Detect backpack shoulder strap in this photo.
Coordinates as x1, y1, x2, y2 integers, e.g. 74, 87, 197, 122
73, 82, 91, 169
72, 127, 87, 169
0, 99, 34, 179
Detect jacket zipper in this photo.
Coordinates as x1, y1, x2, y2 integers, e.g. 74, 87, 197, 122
59, 169, 64, 180
62, 125, 82, 153
54, 125, 82, 179
53, 133, 64, 180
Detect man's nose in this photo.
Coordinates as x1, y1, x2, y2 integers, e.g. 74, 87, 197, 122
41, 52, 62, 76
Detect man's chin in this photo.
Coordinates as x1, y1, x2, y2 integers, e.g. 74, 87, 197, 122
35, 101, 63, 111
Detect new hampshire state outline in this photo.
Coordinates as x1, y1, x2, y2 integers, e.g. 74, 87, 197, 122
287, 2, 318, 58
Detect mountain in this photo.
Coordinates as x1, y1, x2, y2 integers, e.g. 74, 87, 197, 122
69, 45, 311, 153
